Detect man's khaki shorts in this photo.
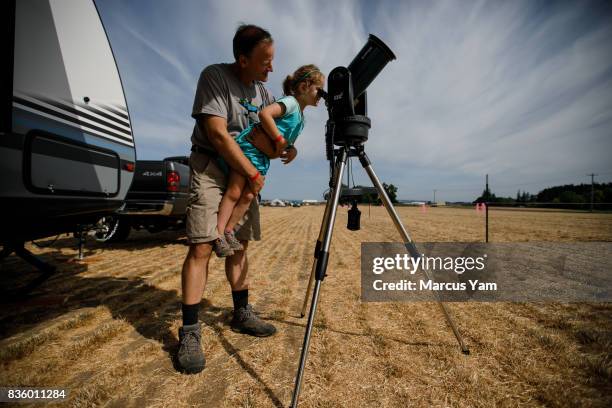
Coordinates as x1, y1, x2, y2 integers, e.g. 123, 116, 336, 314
186, 151, 261, 244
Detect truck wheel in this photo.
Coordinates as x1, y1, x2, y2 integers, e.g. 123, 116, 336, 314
94, 216, 131, 243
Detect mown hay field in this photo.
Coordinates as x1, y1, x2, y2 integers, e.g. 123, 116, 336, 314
1, 206, 611, 407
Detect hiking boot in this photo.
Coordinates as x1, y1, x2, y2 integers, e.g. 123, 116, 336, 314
230, 304, 277, 337
213, 236, 234, 258
224, 230, 244, 251
178, 323, 206, 374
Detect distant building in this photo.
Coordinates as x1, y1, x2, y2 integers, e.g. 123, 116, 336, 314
302, 199, 319, 205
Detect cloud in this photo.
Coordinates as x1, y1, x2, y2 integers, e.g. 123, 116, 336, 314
121, 25, 193, 85
359, 0, 612, 199
96, 0, 612, 200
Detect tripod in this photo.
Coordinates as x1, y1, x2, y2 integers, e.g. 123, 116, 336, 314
290, 143, 469, 407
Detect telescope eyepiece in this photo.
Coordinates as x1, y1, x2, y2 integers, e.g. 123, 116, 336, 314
316, 88, 328, 100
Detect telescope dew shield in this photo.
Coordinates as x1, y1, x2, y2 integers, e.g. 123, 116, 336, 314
347, 34, 396, 98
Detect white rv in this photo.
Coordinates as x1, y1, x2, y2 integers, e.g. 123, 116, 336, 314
1, 1, 136, 254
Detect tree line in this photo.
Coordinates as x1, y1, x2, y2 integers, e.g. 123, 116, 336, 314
474, 182, 612, 210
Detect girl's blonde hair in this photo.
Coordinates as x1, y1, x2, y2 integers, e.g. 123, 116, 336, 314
282, 64, 324, 96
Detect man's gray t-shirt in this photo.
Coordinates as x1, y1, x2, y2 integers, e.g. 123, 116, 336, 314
191, 63, 273, 150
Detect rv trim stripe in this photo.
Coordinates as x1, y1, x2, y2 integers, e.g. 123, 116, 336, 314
13, 97, 133, 144
14, 93, 132, 139
100, 103, 129, 120
41, 97, 132, 136
88, 102, 131, 125
77, 103, 130, 128
14, 103, 135, 147
14, 98, 133, 144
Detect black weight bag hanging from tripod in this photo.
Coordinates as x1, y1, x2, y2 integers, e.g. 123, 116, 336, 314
290, 34, 469, 408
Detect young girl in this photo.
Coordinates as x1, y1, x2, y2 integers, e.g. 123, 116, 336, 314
214, 64, 325, 257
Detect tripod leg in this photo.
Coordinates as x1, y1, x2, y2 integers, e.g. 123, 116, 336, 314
300, 262, 316, 317
291, 148, 349, 408
357, 150, 470, 354
300, 191, 335, 317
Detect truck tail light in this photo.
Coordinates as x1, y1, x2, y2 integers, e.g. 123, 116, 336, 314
167, 171, 180, 192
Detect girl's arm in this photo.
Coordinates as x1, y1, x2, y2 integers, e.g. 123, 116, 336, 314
258, 103, 288, 154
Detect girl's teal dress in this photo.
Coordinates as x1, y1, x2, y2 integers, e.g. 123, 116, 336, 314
219, 95, 304, 176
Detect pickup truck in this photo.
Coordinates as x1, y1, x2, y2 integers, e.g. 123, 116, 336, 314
95, 156, 190, 242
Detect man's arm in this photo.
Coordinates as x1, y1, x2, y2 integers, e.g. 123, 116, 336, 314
198, 115, 264, 193
258, 103, 287, 155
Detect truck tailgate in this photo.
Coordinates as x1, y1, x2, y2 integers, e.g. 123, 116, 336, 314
128, 160, 167, 200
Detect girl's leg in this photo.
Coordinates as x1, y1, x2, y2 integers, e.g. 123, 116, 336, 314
227, 176, 264, 232
217, 171, 248, 235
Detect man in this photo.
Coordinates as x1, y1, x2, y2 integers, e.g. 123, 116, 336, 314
177, 24, 297, 374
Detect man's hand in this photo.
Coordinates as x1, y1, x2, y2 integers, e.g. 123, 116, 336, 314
281, 146, 297, 164
248, 173, 265, 194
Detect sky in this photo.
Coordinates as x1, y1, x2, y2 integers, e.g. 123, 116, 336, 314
95, 0, 612, 202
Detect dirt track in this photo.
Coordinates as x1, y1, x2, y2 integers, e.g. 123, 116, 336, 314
1, 206, 611, 407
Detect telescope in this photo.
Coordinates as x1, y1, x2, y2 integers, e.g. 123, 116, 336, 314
290, 34, 469, 408
318, 35, 396, 228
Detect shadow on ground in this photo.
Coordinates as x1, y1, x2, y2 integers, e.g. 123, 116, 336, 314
0, 238, 285, 406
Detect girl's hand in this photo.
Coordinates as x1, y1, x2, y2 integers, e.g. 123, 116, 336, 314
274, 135, 288, 156
278, 139, 288, 151
281, 146, 298, 164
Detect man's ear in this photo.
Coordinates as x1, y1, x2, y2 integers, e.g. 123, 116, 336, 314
298, 82, 308, 94
238, 55, 248, 69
